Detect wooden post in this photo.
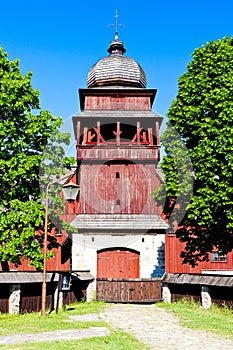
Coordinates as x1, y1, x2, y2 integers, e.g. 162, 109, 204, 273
137, 121, 140, 145
77, 121, 80, 145
76, 121, 80, 160
41, 184, 49, 317
148, 128, 153, 145
83, 127, 88, 144
97, 121, 100, 145
56, 274, 62, 314
155, 121, 160, 146
116, 122, 121, 145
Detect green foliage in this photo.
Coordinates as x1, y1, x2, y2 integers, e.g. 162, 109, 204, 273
157, 299, 233, 338
66, 301, 108, 315
152, 123, 194, 226
156, 36, 233, 265
0, 46, 75, 269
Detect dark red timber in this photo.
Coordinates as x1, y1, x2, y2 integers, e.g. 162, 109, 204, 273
97, 248, 140, 279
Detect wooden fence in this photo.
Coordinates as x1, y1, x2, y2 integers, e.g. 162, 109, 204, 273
0, 281, 89, 314
96, 278, 162, 303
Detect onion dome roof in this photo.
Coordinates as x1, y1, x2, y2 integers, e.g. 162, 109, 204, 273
86, 37, 147, 88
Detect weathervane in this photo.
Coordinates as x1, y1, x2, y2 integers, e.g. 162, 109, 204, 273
108, 10, 125, 40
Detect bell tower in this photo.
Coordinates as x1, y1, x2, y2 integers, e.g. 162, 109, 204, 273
71, 34, 167, 285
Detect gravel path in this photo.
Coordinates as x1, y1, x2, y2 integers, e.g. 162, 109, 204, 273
100, 303, 233, 350
0, 304, 232, 349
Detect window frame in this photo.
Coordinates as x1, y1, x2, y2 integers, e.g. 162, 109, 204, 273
211, 251, 227, 263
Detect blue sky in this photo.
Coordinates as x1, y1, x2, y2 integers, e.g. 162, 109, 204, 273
1, 0, 232, 123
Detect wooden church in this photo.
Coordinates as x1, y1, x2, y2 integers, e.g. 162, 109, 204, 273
70, 32, 168, 302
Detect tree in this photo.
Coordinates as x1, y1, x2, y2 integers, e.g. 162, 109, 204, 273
155, 36, 233, 266
0, 46, 74, 269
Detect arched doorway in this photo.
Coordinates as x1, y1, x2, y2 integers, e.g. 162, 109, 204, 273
97, 247, 140, 279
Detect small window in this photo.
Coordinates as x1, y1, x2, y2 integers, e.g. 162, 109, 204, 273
116, 199, 120, 206
116, 172, 120, 178
219, 254, 227, 262
55, 228, 62, 236
211, 252, 227, 262
211, 252, 218, 262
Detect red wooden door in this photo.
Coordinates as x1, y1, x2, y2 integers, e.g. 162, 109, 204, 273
97, 248, 140, 278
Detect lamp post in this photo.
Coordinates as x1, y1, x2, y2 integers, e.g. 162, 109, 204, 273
41, 175, 80, 317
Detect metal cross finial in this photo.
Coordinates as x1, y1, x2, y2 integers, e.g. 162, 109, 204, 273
108, 10, 125, 40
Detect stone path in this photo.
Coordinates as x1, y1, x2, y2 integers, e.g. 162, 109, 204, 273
0, 304, 232, 349
100, 303, 233, 350
0, 327, 110, 345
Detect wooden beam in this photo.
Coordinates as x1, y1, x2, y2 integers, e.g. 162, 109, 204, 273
155, 121, 160, 146
87, 131, 96, 143
97, 121, 100, 145
83, 127, 88, 144
140, 131, 148, 143
137, 121, 141, 145
112, 121, 122, 145
148, 128, 153, 145
77, 121, 80, 145
93, 127, 105, 143
76, 121, 81, 160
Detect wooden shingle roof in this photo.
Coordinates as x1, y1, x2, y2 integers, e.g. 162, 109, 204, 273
163, 272, 233, 287
71, 214, 168, 232
73, 109, 161, 119
0, 272, 59, 283
86, 38, 147, 89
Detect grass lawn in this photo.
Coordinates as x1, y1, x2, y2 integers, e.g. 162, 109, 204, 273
0, 302, 147, 350
2, 299, 232, 349
0, 302, 107, 336
157, 298, 233, 338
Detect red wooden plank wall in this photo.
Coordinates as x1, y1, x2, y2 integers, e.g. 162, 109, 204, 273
5, 236, 71, 272
79, 163, 160, 214
165, 234, 233, 274
84, 96, 151, 110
